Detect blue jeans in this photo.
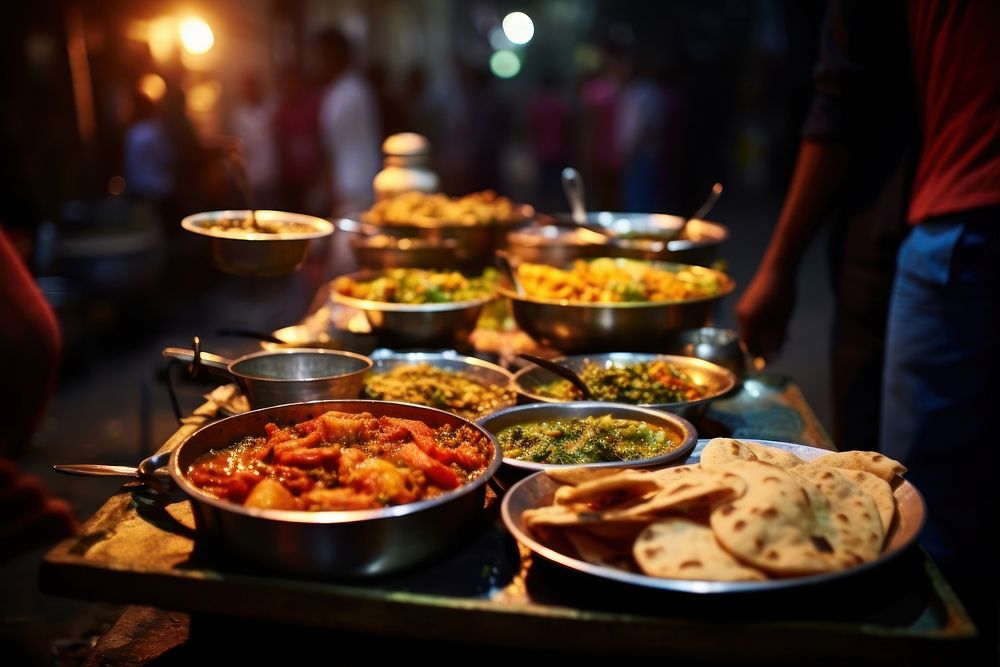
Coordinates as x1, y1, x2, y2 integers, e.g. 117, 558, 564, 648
881, 208, 1000, 623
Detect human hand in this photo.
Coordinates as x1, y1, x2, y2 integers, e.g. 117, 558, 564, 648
736, 265, 796, 362
0, 458, 79, 560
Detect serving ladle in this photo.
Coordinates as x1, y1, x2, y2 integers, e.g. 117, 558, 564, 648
518, 353, 593, 400
53, 451, 174, 493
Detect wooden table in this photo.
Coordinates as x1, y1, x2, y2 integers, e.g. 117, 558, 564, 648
41, 375, 977, 664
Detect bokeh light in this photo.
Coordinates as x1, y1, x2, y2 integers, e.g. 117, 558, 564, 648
502, 11, 534, 45
179, 17, 214, 55
489, 50, 521, 79
138, 73, 166, 101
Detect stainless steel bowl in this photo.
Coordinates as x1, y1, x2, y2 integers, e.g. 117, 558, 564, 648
161, 347, 372, 408
477, 401, 698, 489
511, 352, 737, 418
338, 205, 533, 271
181, 210, 334, 276
330, 270, 496, 349
168, 400, 502, 578
365, 350, 516, 420
512, 213, 729, 267
500, 260, 735, 353
666, 327, 748, 377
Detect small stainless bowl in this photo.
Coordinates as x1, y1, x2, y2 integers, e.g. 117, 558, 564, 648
511, 352, 736, 418
477, 401, 698, 489
182, 210, 334, 277
330, 270, 496, 349
666, 327, 748, 377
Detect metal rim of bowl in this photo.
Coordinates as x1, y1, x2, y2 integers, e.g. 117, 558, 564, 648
181, 210, 335, 241
510, 353, 737, 411
368, 349, 515, 382
229, 348, 373, 382
477, 400, 698, 473
498, 260, 735, 308
169, 399, 503, 524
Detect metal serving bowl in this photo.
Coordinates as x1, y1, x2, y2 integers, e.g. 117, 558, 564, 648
365, 350, 516, 420
511, 213, 729, 267
330, 270, 496, 349
161, 347, 372, 409
500, 260, 735, 353
338, 204, 534, 271
512, 353, 737, 419
477, 401, 698, 489
167, 400, 502, 578
181, 210, 334, 276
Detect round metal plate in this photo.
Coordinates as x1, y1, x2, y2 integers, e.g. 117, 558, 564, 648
501, 439, 925, 594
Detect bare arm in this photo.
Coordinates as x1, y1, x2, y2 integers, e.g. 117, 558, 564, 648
736, 140, 849, 359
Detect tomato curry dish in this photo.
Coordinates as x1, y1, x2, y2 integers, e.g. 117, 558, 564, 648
187, 410, 494, 511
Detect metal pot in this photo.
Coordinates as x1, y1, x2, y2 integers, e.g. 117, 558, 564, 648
511, 213, 729, 267
58, 400, 503, 578
161, 347, 372, 408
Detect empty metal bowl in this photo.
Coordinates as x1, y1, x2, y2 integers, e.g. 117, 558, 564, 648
666, 327, 748, 377
500, 260, 735, 353
477, 401, 698, 489
511, 352, 737, 418
181, 210, 334, 277
330, 270, 496, 349
162, 347, 372, 408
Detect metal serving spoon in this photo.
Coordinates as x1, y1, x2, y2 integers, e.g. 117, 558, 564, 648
518, 353, 593, 399
673, 182, 723, 241
53, 452, 174, 492
495, 250, 526, 295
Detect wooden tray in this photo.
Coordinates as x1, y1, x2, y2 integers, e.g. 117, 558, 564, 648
41, 375, 976, 663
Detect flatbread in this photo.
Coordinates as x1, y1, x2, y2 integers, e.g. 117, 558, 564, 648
553, 470, 661, 508
801, 464, 896, 534
709, 460, 835, 576
545, 467, 622, 487
611, 467, 747, 518
810, 450, 907, 483
791, 465, 885, 564
633, 519, 767, 581
700, 438, 805, 470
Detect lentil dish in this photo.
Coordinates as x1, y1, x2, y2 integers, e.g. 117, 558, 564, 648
498, 414, 679, 465
538, 360, 707, 404
364, 363, 515, 420
333, 268, 497, 304
515, 258, 725, 302
187, 410, 494, 511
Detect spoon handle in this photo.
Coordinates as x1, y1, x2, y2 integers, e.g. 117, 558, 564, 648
53, 464, 140, 478
518, 353, 593, 400
561, 167, 587, 225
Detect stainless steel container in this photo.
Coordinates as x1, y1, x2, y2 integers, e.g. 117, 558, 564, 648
167, 400, 502, 578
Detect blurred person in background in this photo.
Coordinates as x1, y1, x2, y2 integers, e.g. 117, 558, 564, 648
739, 2, 1000, 656
123, 90, 174, 222
272, 65, 323, 215
614, 48, 667, 213
314, 27, 381, 217
0, 227, 78, 559
231, 71, 279, 209
578, 51, 621, 210
528, 72, 571, 212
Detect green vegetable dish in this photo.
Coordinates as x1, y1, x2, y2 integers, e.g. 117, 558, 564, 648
497, 415, 678, 465
537, 360, 707, 405
334, 268, 497, 304
363, 363, 514, 420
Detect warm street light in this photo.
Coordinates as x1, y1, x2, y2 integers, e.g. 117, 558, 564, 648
179, 16, 214, 55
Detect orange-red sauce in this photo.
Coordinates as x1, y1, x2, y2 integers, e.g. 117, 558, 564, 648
187, 410, 493, 511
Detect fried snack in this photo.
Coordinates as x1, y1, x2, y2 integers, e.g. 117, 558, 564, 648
515, 257, 725, 303
525, 440, 907, 583
333, 268, 496, 304
634, 519, 767, 582
362, 190, 523, 226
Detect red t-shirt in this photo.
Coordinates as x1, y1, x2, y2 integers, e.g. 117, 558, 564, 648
907, 0, 1000, 223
